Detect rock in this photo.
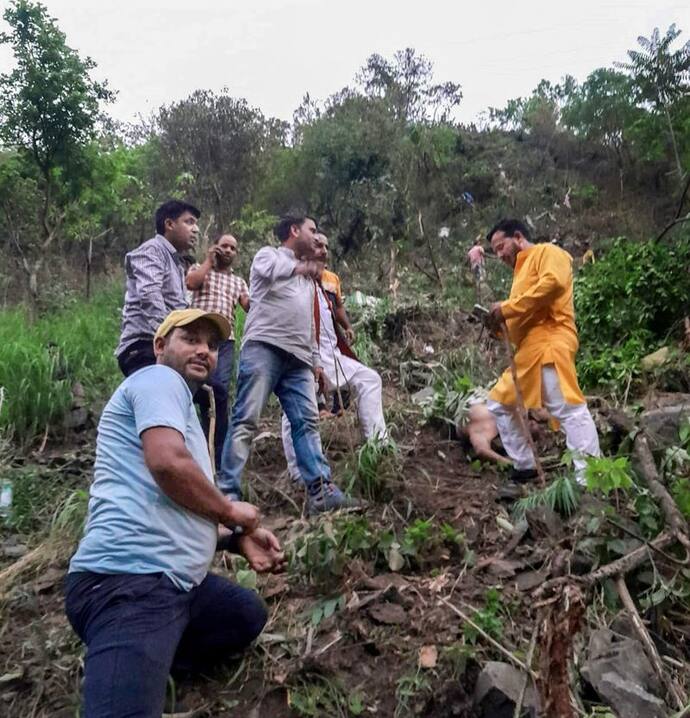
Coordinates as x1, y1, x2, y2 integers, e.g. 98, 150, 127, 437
640, 346, 671, 371
525, 505, 562, 540
596, 672, 666, 718
368, 602, 407, 625
514, 569, 549, 592
474, 661, 538, 718
581, 628, 666, 718
640, 402, 690, 448
411, 387, 435, 405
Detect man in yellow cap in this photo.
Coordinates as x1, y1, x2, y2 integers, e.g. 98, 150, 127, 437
65, 309, 284, 717
486, 219, 600, 484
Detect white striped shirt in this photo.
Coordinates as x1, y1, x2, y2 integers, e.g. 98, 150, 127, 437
115, 234, 188, 356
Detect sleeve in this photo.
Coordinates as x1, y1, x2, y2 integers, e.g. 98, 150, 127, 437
251, 247, 297, 283
239, 277, 249, 295
501, 247, 571, 321
126, 247, 170, 334
127, 367, 191, 437
334, 275, 343, 306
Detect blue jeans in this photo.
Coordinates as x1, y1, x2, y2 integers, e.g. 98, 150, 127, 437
195, 339, 235, 469
64, 571, 267, 718
218, 340, 330, 498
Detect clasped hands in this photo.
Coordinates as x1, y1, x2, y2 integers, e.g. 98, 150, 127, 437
222, 501, 286, 574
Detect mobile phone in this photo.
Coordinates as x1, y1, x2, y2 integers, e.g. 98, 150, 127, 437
472, 304, 490, 320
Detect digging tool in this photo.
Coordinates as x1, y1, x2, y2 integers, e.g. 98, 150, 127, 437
498, 322, 546, 487
201, 384, 216, 476
473, 304, 546, 487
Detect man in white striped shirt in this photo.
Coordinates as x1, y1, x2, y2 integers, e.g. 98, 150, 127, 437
115, 200, 200, 376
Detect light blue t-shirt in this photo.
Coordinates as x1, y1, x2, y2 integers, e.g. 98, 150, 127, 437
69, 365, 217, 591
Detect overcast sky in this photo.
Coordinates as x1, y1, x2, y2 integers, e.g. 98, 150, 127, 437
2, 0, 689, 126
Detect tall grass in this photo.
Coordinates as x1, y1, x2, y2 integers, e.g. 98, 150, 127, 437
0, 283, 122, 443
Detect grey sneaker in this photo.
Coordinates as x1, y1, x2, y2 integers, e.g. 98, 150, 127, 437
307, 482, 362, 515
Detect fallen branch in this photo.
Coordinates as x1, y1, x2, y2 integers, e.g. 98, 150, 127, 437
615, 574, 686, 711
513, 611, 541, 718
538, 583, 584, 718
439, 596, 538, 680
632, 433, 690, 554
536, 531, 677, 596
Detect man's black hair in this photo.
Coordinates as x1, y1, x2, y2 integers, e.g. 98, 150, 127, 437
486, 218, 531, 243
155, 200, 201, 236
274, 213, 316, 242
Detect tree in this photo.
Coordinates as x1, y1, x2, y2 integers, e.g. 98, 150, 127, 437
356, 48, 462, 125
0, 0, 112, 307
156, 90, 287, 230
616, 24, 690, 185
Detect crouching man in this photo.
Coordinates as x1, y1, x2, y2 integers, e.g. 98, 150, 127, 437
65, 308, 284, 718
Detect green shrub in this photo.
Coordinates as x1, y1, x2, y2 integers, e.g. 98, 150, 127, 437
574, 233, 690, 389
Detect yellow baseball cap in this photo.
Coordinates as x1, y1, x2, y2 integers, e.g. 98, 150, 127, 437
154, 308, 232, 343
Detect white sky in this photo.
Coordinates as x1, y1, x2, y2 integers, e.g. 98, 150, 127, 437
1, 0, 689, 126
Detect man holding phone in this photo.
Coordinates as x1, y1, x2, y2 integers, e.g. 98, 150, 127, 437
187, 234, 250, 468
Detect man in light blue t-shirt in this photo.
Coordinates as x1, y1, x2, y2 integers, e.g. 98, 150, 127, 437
65, 308, 285, 718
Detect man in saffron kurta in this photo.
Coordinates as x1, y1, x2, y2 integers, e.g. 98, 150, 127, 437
486, 219, 600, 483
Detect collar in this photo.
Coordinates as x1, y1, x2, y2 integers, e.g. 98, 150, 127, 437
514, 245, 535, 272
278, 246, 296, 259
155, 233, 179, 257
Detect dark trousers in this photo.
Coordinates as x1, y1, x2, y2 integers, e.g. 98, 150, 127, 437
64, 571, 267, 718
195, 339, 235, 469
117, 339, 156, 377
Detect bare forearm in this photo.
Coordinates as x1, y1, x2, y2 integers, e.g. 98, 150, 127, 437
186, 260, 212, 290
335, 305, 352, 330
151, 454, 234, 525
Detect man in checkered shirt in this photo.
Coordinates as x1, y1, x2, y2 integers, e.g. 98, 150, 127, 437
187, 234, 249, 469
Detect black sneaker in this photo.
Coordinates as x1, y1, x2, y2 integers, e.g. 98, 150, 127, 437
509, 468, 538, 484
307, 482, 362, 515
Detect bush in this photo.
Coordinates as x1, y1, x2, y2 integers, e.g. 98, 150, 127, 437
574, 233, 690, 389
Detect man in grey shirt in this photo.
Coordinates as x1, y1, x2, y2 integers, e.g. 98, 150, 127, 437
116, 200, 200, 376
217, 213, 358, 514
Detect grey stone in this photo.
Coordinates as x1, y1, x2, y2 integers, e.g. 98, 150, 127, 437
411, 387, 435, 405
597, 672, 666, 718
582, 629, 666, 718
640, 402, 690, 449
474, 661, 538, 718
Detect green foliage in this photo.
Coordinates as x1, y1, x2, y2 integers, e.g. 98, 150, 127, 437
574, 235, 690, 389
4, 465, 87, 534
395, 670, 432, 718
514, 475, 580, 519
671, 478, 690, 520
0, 282, 121, 442
0, 0, 112, 179
309, 594, 347, 627
288, 672, 363, 718
463, 587, 504, 644
348, 435, 400, 501
51, 488, 89, 540
585, 456, 634, 495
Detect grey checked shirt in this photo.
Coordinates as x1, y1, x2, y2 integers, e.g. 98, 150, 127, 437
115, 234, 188, 356
242, 246, 320, 368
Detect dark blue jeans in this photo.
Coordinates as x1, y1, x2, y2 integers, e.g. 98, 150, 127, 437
218, 340, 330, 500
64, 571, 267, 718
195, 339, 235, 469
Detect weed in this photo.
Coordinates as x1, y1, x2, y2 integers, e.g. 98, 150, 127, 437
51, 488, 89, 541
347, 435, 400, 501
514, 474, 580, 519
289, 672, 363, 717
463, 587, 504, 644
0, 281, 122, 443
309, 594, 346, 627
395, 670, 431, 718
585, 455, 633, 495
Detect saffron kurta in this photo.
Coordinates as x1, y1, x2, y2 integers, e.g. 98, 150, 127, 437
489, 243, 586, 408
